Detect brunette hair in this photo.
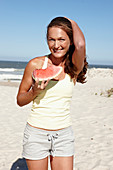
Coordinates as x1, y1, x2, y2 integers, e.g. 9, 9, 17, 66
47, 16, 88, 83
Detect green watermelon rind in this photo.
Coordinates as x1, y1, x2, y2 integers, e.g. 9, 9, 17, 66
32, 66, 62, 81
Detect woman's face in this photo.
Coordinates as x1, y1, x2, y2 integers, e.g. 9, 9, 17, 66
47, 26, 71, 59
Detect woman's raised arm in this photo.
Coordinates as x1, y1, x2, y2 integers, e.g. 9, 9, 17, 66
70, 19, 86, 74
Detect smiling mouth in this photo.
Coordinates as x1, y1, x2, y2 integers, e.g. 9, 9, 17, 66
53, 49, 63, 53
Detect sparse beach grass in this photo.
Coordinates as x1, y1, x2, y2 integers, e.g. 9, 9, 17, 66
95, 88, 113, 97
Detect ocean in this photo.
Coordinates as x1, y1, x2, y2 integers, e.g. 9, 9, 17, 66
0, 60, 113, 82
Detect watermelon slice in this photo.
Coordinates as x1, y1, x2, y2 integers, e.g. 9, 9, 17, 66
32, 65, 62, 81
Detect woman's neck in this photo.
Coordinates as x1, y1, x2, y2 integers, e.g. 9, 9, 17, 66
49, 54, 65, 66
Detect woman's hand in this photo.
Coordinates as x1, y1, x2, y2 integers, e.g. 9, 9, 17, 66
17, 57, 50, 107
17, 78, 50, 107
32, 79, 50, 95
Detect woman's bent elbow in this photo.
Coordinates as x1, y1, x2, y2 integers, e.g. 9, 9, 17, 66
76, 41, 85, 51
17, 96, 24, 107
17, 100, 23, 107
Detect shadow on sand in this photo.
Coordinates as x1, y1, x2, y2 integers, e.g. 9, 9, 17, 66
10, 158, 28, 170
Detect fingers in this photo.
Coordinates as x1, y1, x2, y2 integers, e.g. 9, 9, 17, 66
44, 79, 50, 86
64, 17, 75, 25
64, 16, 71, 22
32, 79, 50, 91
40, 79, 50, 89
40, 80, 45, 89
35, 79, 39, 86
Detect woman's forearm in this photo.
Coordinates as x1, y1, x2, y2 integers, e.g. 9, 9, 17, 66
17, 79, 48, 107
17, 89, 39, 107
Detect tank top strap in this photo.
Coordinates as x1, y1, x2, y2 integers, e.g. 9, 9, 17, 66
42, 56, 48, 69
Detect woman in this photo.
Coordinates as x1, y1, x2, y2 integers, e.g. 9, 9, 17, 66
17, 16, 88, 170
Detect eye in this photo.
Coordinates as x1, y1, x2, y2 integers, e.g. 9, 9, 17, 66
48, 38, 55, 41
59, 38, 65, 41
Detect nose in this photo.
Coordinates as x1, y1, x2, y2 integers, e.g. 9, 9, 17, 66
54, 40, 60, 49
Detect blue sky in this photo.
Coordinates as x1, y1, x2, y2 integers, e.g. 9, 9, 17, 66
0, 0, 113, 65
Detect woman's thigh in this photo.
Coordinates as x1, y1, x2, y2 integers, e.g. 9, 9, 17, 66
50, 156, 74, 170
26, 157, 48, 170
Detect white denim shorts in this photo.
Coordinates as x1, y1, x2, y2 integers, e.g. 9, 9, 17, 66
22, 123, 75, 160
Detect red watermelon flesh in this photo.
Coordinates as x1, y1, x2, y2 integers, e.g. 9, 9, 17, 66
32, 65, 62, 81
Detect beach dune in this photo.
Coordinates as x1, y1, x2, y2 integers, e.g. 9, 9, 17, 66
0, 68, 113, 170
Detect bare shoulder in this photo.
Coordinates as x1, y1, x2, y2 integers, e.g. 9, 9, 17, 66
18, 56, 47, 92
27, 56, 46, 70
22, 55, 47, 80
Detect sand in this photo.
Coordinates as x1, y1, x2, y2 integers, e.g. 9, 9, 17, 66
0, 68, 113, 170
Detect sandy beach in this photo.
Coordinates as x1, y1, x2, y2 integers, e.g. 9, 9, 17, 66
0, 68, 113, 170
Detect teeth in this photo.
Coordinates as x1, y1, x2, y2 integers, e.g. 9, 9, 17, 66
54, 49, 62, 52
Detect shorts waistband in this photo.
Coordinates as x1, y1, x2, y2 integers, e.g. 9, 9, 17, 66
26, 123, 72, 135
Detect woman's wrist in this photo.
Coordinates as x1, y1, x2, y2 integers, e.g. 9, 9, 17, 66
30, 87, 40, 99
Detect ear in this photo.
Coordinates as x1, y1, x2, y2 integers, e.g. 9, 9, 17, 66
70, 40, 73, 45
70, 42, 73, 45
70, 42, 74, 46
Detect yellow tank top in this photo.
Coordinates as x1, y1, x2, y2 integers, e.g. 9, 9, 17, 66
27, 56, 75, 129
